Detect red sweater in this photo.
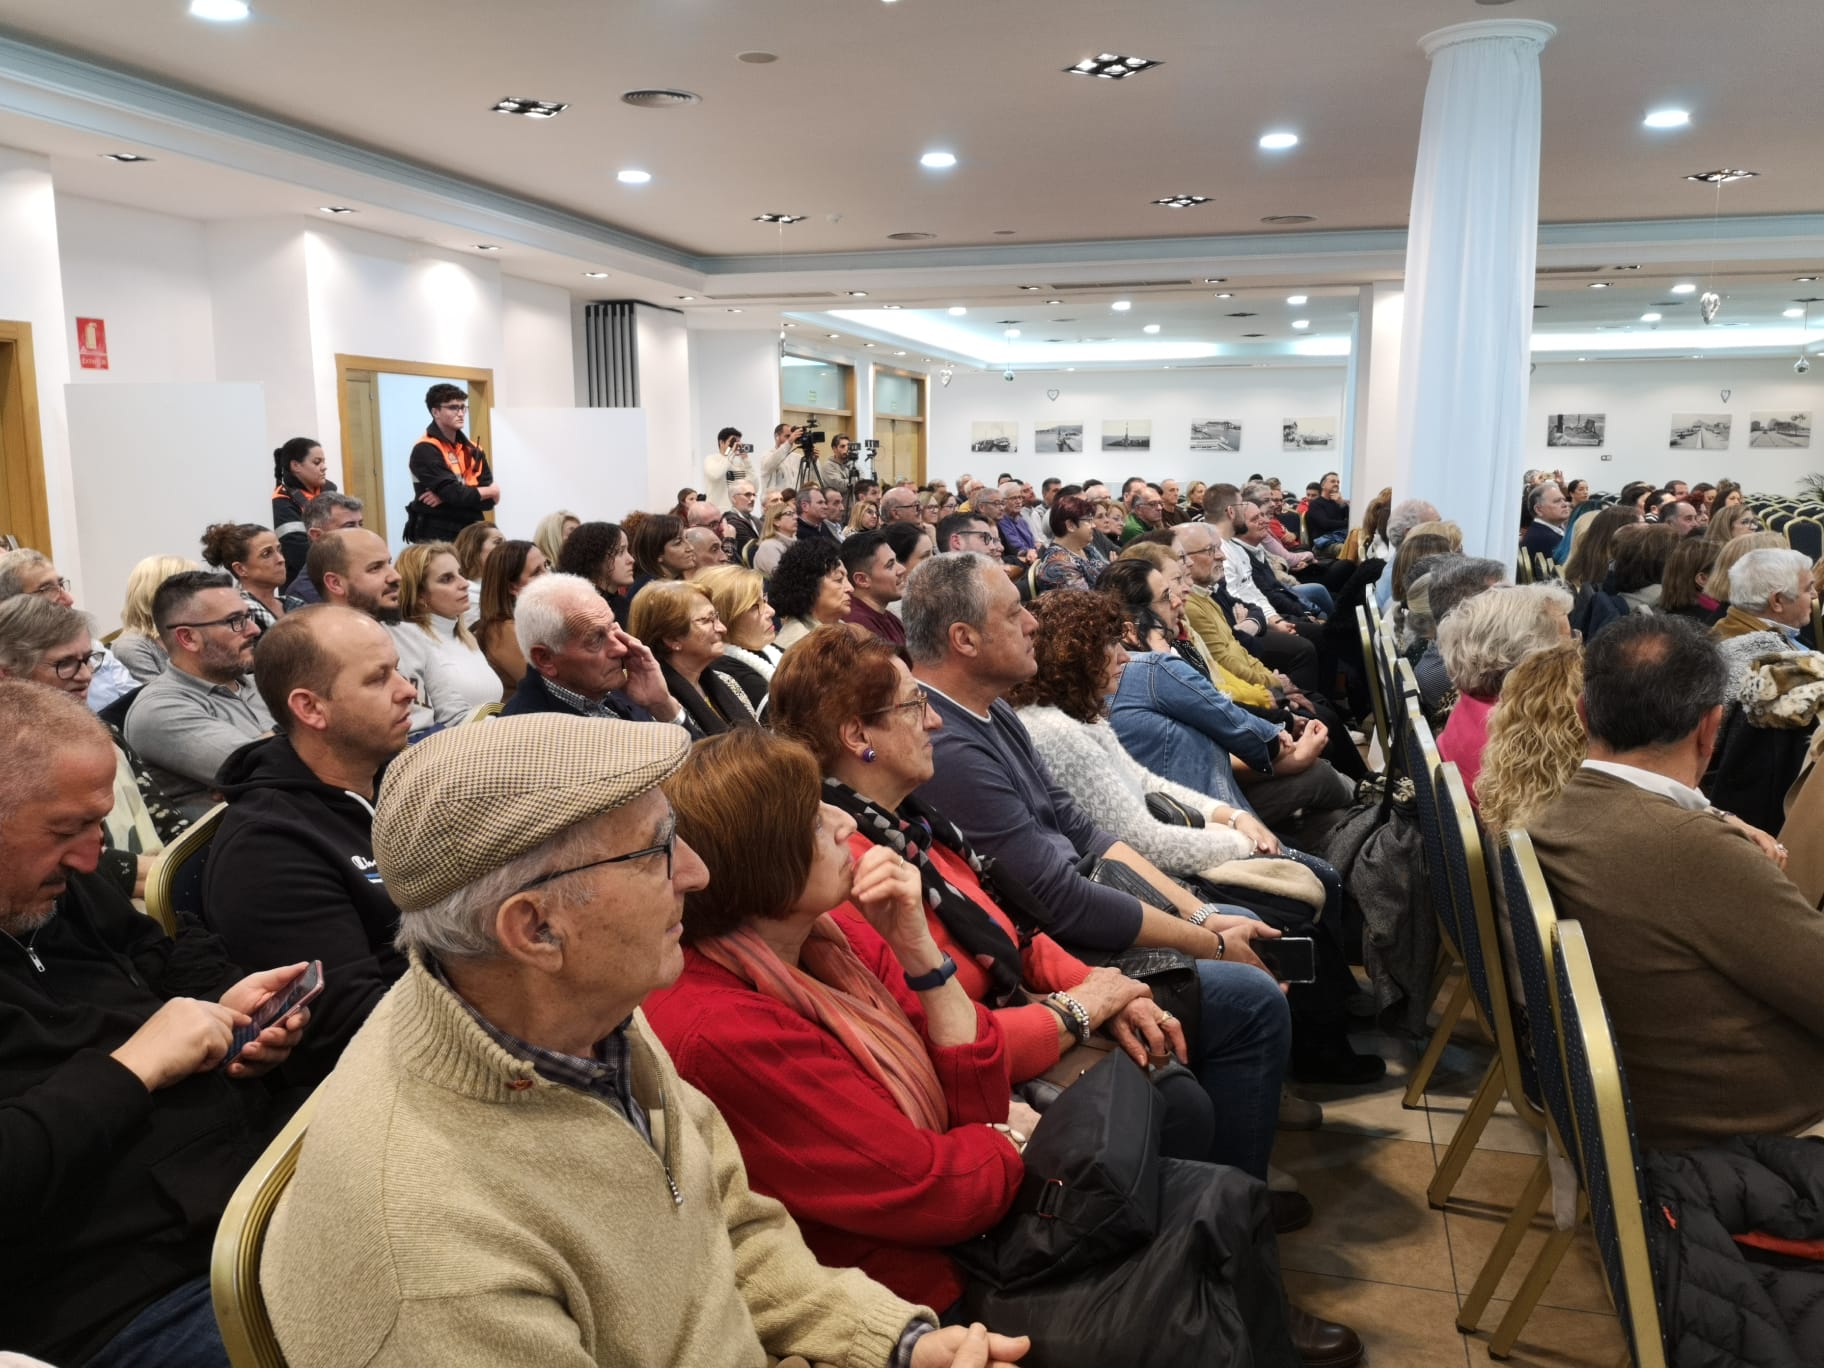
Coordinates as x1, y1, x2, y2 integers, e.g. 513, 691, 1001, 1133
848, 832, 1091, 1082
643, 914, 1021, 1312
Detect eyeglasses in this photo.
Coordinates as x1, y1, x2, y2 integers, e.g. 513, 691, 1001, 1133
957, 530, 1002, 547
515, 817, 677, 891
865, 688, 931, 722
48, 649, 106, 680
439, 402, 469, 412
169, 611, 259, 635
30, 577, 71, 598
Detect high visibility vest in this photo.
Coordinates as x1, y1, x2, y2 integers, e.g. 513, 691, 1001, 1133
419, 432, 486, 487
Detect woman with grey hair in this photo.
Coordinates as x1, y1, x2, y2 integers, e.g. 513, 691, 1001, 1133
1713, 547, 1816, 684
1435, 583, 1574, 803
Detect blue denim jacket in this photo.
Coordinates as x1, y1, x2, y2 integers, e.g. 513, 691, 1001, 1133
1107, 652, 1281, 810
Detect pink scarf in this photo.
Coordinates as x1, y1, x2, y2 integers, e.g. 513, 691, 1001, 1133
697, 916, 949, 1132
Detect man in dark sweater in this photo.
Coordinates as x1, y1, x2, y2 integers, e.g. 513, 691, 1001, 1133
0, 680, 310, 1366
1530, 615, 1824, 1148
203, 606, 417, 1087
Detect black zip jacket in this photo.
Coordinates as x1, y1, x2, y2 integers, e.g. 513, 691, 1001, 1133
405, 422, 495, 542
202, 735, 405, 1088
0, 874, 266, 1363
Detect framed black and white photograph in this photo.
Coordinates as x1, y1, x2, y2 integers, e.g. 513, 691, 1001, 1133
1035, 422, 1084, 454
1101, 419, 1151, 452
1546, 413, 1605, 447
1281, 418, 1336, 451
1191, 420, 1243, 452
1669, 414, 1731, 450
969, 421, 1017, 454
1749, 412, 1813, 449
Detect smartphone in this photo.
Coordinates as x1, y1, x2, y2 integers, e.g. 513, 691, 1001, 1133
736, 442, 755, 454
225, 961, 324, 1065
1251, 937, 1317, 984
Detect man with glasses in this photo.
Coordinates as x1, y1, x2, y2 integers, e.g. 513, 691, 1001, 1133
407, 382, 501, 543
0, 547, 139, 711
262, 714, 1004, 1368
124, 569, 274, 818
934, 510, 1024, 586
1122, 484, 1167, 545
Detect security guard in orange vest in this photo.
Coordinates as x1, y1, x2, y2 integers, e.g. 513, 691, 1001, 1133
406, 383, 501, 543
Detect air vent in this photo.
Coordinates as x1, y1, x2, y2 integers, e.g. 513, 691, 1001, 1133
1536, 266, 1607, 276
887, 231, 936, 241
620, 89, 702, 108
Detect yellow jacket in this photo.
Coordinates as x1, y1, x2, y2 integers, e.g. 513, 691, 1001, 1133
1183, 590, 1278, 708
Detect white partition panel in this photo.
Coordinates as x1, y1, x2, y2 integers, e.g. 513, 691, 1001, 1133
488, 407, 650, 541
66, 381, 269, 630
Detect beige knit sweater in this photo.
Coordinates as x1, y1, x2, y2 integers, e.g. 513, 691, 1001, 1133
262, 959, 927, 1367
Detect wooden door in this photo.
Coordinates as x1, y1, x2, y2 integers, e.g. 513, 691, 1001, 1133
339, 368, 384, 539
0, 323, 52, 555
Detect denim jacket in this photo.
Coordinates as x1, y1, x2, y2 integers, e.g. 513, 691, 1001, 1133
1106, 651, 1281, 810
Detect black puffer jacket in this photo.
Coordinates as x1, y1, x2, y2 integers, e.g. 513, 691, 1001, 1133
1643, 1135, 1824, 1368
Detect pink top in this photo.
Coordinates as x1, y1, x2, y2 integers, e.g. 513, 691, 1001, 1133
1438, 692, 1497, 808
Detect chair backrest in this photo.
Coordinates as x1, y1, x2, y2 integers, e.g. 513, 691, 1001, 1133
1357, 605, 1390, 757
1550, 922, 1669, 1368
144, 801, 228, 936
1498, 830, 1578, 1162
1434, 761, 1539, 1113
1402, 700, 1461, 957
1516, 550, 1534, 584
1532, 551, 1561, 582
211, 1089, 319, 1368
1785, 516, 1823, 563
463, 700, 504, 724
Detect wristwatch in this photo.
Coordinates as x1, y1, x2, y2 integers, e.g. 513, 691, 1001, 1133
1187, 902, 1222, 927
903, 953, 958, 992
1046, 991, 1093, 1045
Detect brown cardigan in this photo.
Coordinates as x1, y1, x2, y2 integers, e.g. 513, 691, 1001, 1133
1781, 729, 1824, 908
1529, 767, 1824, 1148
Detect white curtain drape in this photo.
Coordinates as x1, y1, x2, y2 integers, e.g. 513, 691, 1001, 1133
1393, 20, 1556, 564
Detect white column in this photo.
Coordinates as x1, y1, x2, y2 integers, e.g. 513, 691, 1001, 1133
1348, 282, 1405, 516
1393, 19, 1555, 562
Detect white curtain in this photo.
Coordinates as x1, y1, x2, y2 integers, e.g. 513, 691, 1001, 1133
1393, 20, 1556, 564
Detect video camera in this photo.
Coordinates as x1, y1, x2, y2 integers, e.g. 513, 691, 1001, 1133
795, 427, 827, 451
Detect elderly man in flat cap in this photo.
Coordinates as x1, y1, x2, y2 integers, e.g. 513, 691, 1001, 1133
262, 714, 1026, 1368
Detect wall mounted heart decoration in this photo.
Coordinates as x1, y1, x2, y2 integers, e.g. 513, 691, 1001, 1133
1700, 291, 1721, 324
1046, 388, 1060, 402
1721, 389, 1732, 403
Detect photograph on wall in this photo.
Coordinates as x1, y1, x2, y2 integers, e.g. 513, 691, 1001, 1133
1546, 413, 1605, 447
1036, 422, 1084, 454
1101, 419, 1152, 452
1749, 412, 1813, 449
1669, 414, 1732, 450
969, 421, 1018, 454
1191, 420, 1243, 452
1281, 418, 1336, 451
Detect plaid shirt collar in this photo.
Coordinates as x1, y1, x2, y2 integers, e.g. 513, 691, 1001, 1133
542, 676, 622, 719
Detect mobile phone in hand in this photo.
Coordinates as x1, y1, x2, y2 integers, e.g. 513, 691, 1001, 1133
225, 961, 323, 1066
1251, 937, 1317, 984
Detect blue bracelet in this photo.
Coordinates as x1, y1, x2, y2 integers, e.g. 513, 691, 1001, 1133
903, 953, 958, 992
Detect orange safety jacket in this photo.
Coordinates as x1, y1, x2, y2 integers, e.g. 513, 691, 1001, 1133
417, 431, 486, 487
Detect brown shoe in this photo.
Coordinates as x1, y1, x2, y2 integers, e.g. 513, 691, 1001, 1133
1286, 1302, 1364, 1368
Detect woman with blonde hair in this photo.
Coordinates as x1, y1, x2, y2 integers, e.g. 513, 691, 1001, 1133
1475, 643, 1586, 834
531, 509, 579, 569
1707, 530, 1786, 605
693, 564, 779, 717
1704, 502, 1761, 543
394, 541, 502, 713
845, 499, 881, 535
113, 554, 197, 682
1436, 583, 1575, 802
753, 500, 801, 578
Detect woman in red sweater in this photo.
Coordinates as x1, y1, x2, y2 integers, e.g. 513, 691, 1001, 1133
645, 729, 1024, 1314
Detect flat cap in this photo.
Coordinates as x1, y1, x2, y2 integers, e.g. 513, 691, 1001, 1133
374, 714, 690, 913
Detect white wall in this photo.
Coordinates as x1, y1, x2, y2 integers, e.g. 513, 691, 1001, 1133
688, 327, 781, 467
500, 276, 578, 408
65, 382, 269, 630
57, 196, 215, 386
207, 218, 320, 467
1529, 359, 1822, 495
633, 303, 693, 509
489, 408, 651, 538
927, 366, 1351, 493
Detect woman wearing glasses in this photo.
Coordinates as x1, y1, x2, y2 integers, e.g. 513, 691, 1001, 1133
627, 581, 758, 735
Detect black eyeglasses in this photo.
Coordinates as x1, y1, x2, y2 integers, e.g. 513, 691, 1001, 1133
864, 688, 931, 722
30, 577, 71, 598
514, 818, 677, 892
169, 611, 258, 635
48, 649, 106, 680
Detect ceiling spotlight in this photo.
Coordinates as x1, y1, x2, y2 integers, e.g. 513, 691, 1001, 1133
863, 342, 877, 347
753, 213, 807, 223
189, 0, 250, 19
781, 322, 796, 327
887, 231, 936, 240
948, 306, 967, 316
848, 290, 869, 297
1684, 168, 1758, 184
1588, 281, 1611, 289
1214, 292, 1234, 299
1151, 194, 1210, 209
582, 271, 609, 278
883, 303, 902, 309
1111, 300, 1132, 312
727, 308, 744, 313
318, 206, 356, 214
1142, 324, 1161, 334
1260, 214, 1315, 224
1612, 264, 1641, 271
1798, 276, 1820, 284
1258, 131, 1299, 151
1046, 299, 1064, 305
1641, 312, 1662, 322
492, 97, 570, 119
1286, 294, 1308, 305
1065, 53, 1163, 79
737, 50, 778, 63
919, 151, 958, 169
1291, 319, 1311, 330
616, 169, 652, 184
1671, 282, 1697, 294
893, 351, 907, 356
677, 295, 696, 302
1643, 108, 1691, 129
473, 244, 500, 251
1784, 307, 1806, 318
101, 152, 154, 163
826, 333, 840, 339
1019, 285, 1042, 291
1203, 277, 1227, 284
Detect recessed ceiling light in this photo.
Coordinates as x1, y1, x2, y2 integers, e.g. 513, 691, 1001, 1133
1065, 53, 1162, 79
1261, 214, 1315, 224
1215, 292, 1234, 299
473, 244, 499, 251
1643, 108, 1691, 129
1588, 281, 1611, 289
781, 322, 796, 327
1111, 300, 1132, 312
1671, 282, 1697, 294
887, 231, 936, 240
492, 97, 570, 119
883, 304, 902, 309
1046, 299, 1064, 305
1258, 131, 1299, 151
101, 152, 154, 163
1797, 276, 1820, 283
1577, 356, 1587, 362
582, 271, 609, 278
620, 88, 702, 108
616, 169, 652, 184
1152, 194, 1210, 209
727, 308, 744, 313
1004, 328, 1021, 339
1291, 319, 1311, 330
1611, 264, 1641, 271
678, 295, 696, 302
1203, 277, 1227, 284
863, 342, 877, 347
1142, 324, 1161, 334
1684, 168, 1758, 184
826, 333, 840, 339
848, 290, 869, 297
1018, 285, 1042, 291
736, 51, 778, 63
318, 205, 356, 214
754, 213, 806, 223
894, 351, 907, 356
919, 151, 958, 169
1286, 294, 1308, 305
948, 306, 967, 316
189, 0, 249, 19
1784, 307, 1806, 318
1641, 312, 1662, 322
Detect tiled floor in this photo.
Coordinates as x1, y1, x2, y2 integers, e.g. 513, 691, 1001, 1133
1273, 1005, 1627, 1367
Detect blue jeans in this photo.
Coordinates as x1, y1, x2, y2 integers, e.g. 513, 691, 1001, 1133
1291, 581, 1334, 616
87, 1275, 229, 1368
1192, 956, 1292, 1182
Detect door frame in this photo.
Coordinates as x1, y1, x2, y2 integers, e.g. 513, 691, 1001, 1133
0, 320, 53, 556
334, 354, 494, 542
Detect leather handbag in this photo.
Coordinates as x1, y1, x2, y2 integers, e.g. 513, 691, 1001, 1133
1145, 790, 1206, 828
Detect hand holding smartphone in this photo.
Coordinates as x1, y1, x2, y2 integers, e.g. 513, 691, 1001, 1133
224, 961, 324, 1066
1250, 937, 1317, 984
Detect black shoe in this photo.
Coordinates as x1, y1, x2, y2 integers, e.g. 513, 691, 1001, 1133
1286, 1303, 1365, 1367
1290, 1042, 1388, 1086
1270, 1189, 1313, 1234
